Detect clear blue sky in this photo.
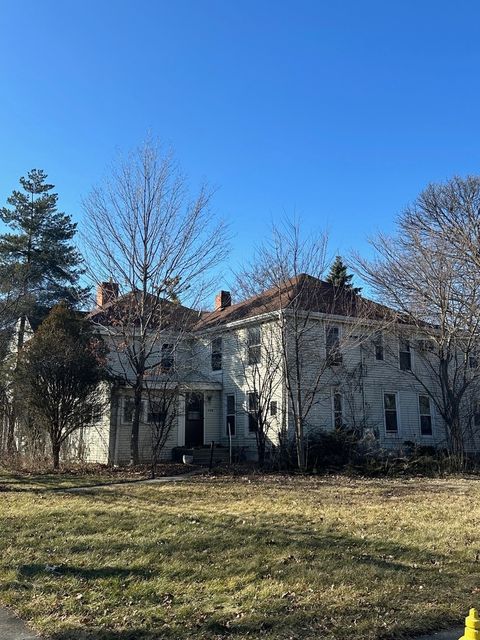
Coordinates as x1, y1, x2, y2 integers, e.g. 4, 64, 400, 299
1, 0, 480, 291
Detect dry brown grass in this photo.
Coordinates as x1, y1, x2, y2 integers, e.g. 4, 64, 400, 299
0, 474, 478, 639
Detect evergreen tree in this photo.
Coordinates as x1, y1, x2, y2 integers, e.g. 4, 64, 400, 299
0, 169, 87, 346
326, 255, 362, 293
15, 302, 108, 469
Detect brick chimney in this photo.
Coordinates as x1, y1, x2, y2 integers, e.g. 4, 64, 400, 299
215, 290, 231, 311
96, 281, 119, 307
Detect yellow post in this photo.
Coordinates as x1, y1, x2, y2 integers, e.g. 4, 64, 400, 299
460, 609, 480, 640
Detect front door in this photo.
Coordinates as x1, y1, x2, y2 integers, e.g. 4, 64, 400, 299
185, 392, 204, 447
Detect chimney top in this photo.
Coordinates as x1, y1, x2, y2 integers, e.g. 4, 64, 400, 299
97, 281, 119, 308
215, 290, 231, 311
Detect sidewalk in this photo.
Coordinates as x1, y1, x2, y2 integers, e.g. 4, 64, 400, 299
0, 607, 39, 639
414, 629, 462, 640
63, 467, 203, 492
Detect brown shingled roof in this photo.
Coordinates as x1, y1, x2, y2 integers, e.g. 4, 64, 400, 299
196, 274, 394, 330
87, 291, 200, 331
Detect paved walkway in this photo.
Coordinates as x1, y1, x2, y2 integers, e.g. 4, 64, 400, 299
63, 467, 203, 492
0, 607, 40, 639
414, 629, 462, 640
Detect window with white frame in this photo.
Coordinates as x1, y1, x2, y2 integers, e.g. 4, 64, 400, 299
161, 343, 175, 372
123, 397, 144, 423
326, 325, 342, 365
374, 331, 384, 361
211, 336, 222, 371
226, 394, 236, 437
399, 338, 411, 371
247, 326, 261, 365
147, 398, 167, 424
247, 392, 259, 432
333, 389, 343, 428
418, 395, 432, 436
384, 393, 398, 433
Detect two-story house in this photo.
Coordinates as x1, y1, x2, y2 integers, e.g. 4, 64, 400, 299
80, 274, 463, 465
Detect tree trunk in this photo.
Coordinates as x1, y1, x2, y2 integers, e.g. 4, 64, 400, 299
6, 409, 16, 455
130, 377, 144, 466
448, 411, 464, 468
52, 442, 61, 470
295, 413, 304, 469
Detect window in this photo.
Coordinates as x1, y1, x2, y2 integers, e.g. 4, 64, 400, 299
270, 401, 277, 416
247, 392, 259, 432
226, 394, 236, 436
326, 326, 342, 365
148, 399, 167, 424
384, 393, 398, 433
418, 395, 432, 436
333, 390, 343, 428
374, 332, 384, 361
473, 403, 480, 429
417, 339, 434, 353
123, 398, 144, 423
247, 326, 261, 365
469, 351, 479, 370
161, 343, 174, 372
399, 338, 411, 371
211, 336, 222, 371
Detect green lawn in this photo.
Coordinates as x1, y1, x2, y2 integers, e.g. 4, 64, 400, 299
0, 474, 478, 640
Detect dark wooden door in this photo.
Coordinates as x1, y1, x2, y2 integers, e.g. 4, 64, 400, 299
185, 392, 204, 447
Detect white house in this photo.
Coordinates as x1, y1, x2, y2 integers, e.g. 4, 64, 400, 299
78, 274, 479, 465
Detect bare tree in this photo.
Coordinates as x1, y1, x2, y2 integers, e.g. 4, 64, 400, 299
144, 376, 179, 478
354, 177, 480, 461
236, 218, 375, 469
233, 321, 283, 466
82, 139, 227, 465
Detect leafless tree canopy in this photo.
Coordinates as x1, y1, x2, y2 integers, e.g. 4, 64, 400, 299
235, 218, 377, 469
354, 177, 480, 457
82, 140, 228, 464
82, 140, 227, 308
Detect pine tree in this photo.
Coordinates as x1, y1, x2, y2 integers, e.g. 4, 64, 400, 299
326, 255, 362, 293
0, 169, 87, 347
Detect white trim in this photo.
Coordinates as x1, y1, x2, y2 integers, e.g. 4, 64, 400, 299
331, 387, 343, 430
325, 323, 342, 362
418, 393, 434, 437
177, 393, 186, 446
383, 391, 400, 436
225, 392, 237, 438
398, 336, 414, 372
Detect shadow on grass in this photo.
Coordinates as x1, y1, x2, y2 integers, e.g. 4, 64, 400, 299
18, 564, 155, 581
0, 481, 474, 640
